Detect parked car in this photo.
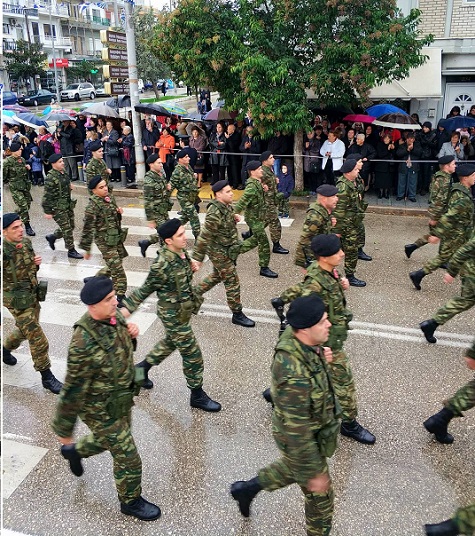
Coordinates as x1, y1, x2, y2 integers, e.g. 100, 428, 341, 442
143, 80, 154, 90
3, 91, 18, 105
18, 89, 57, 106
60, 82, 96, 101
95, 84, 110, 97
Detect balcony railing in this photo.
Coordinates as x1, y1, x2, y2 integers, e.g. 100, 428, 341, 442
43, 35, 72, 47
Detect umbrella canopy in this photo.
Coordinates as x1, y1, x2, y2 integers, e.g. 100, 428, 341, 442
160, 102, 187, 116
366, 104, 408, 116
3, 104, 30, 113
42, 106, 77, 117
204, 108, 232, 121
185, 122, 205, 136
81, 102, 120, 118
343, 114, 376, 123
439, 116, 475, 130
16, 112, 48, 128
373, 112, 421, 130
106, 94, 131, 108
183, 111, 204, 121
44, 111, 75, 122
214, 99, 226, 108
134, 103, 172, 116
2, 110, 21, 125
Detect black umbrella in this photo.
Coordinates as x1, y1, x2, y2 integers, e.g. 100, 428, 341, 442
440, 116, 475, 130
106, 94, 131, 108
134, 103, 172, 116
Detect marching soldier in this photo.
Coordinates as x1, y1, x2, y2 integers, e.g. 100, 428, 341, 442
2, 213, 63, 394
138, 153, 173, 257
52, 276, 161, 521
192, 180, 255, 328
425, 504, 475, 536
121, 219, 221, 413
3, 141, 35, 236
84, 140, 113, 191
42, 153, 83, 259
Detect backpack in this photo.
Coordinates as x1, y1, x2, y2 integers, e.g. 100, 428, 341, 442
39, 139, 54, 163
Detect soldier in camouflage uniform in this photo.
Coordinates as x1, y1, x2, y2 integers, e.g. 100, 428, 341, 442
2, 213, 63, 393
3, 141, 35, 236
52, 276, 161, 521
332, 158, 367, 287
231, 294, 340, 536
42, 153, 83, 259
260, 151, 289, 254
170, 150, 201, 239
192, 180, 255, 328
121, 219, 221, 413
84, 140, 113, 192
138, 153, 173, 257
425, 503, 475, 536
79, 176, 128, 302
420, 230, 475, 343
405, 156, 456, 258
234, 161, 278, 278
294, 184, 338, 269
271, 234, 375, 444
410, 163, 475, 291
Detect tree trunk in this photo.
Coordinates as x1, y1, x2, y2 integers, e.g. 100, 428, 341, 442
294, 129, 304, 191
153, 86, 161, 100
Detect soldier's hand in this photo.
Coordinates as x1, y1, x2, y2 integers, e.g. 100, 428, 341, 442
127, 322, 139, 338
331, 217, 337, 227
443, 273, 455, 284
234, 214, 241, 222
34, 255, 42, 266
301, 268, 307, 275
191, 260, 202, 272
84, 253, 91, 260
147, 221, 156, 229
428, 219, 437, 226
44, 214, 53, 220
26, 164, 31, 170
340, 277, 350, 290
465, 357, 475, 370
117, 207, 123, 214
262, 184, 269, 192
428, 235, 440, 244
58, 436, 73, 445
166, 183, 172, 190
307, 472, 331, 493
322, 347, 333, 363
120, 307, 131, 318
107, 168, 112, 174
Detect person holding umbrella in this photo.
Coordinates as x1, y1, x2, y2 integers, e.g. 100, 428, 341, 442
208, 121, 229, 185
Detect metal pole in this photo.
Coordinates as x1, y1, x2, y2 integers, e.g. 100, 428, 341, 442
49, 3, 61, 103
124, 1, 145, 185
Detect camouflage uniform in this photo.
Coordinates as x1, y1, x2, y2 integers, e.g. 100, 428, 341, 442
122, 246, 204, 389
170, 163, 201, 238
257, 327, 340, 536
193, 199, 243, 313
143, 168, 172, 246
234, 177, 270, 267
294, 203, 333, 269
443, 339, 475, 418
79, 194, 128, 295
261, 165, 282, 243
422, 183, 474, 275
42, 167, 77, 250
52, 310, 142, 504
85, 157, 113, 192
3, 155, 33, 225
453, 504, 475, 535
355, 174, 368, 249
280, 263, 356, 421
3, 237, 50, 371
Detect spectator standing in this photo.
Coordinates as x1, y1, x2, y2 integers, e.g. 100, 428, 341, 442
189, 125, 208, 187
83, 127, 98, 169
224, 123, 242, 189
58, 119, 81, 182
120, 125, 135, 183
209, 122, 229, 185
417, 122, 437, 195
28, 146, 44, 186
346, 133, 376, 188
396, 132, 423, 201
102, 120, 122, 183
438, 131, 465, 162
239, 126, 261, 188
303, 130, 323, 193
142, 119, 160, 166
277, 164, 294, 217
155, 127, 176, 179
267, 131, 286, 176
320, 130, 346, 185
374, 134, 396, 199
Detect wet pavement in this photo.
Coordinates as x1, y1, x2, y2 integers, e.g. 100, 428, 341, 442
2, 185, 474, 536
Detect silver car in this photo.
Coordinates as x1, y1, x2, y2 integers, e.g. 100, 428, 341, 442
60, 82, 96, 101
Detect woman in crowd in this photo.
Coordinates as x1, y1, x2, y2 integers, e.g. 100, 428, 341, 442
120, 125, 136, 183
374, 134, 396, 199
102, 120, 122, 182
208, 121, 229, 184
189, 125, 208, 187
155, 126, 176, 179
438, 130, 464, 162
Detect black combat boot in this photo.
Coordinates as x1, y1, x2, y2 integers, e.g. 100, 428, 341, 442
116, 294, 126, 308
241, 230, 253, 240
420, 319, 439, 343
135, 360, 153, 389
120, 496, 162, 521
262, 388, 273, 405
40, 369, 63, 394
260, 267, 278, 278
423, 407, 455, 444
3, 347, 17, 366
45, 234, 57, 250
68, 248, 83, 259
138, 239, 151, 257
410, 269, 426, 290
347, 274, 366, 287
230, 477, 263, 517
190, 387, 221, 412
357, 248, 372, 261
340, 420, 376, 444
405, 243, 419, 258
425, 519, 459, 535
272, 242, 289, 254
232, 312, 255, 327
61, 444, 84, 476
25, 223, 36, 236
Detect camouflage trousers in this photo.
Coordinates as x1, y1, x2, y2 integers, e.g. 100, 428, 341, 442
146, 306, 204, 389
423, 237, 467, 275
444, 376, 475, 416
277, 193, 290, 216
76, 409, 142, 504
10, 187, 32, 225
414, 235, 430, 248
265, 202, 282, 243
97, 243, 128, 295
340, 227, 359, 276
328, 349, 357, 422
453, 504, 475, 534
239, 219, 271, 267
51, 209, 75, 250
357, 216, 365, 249
148, 213, 169, 245
4, 302, 50, 371
194, 254, 242, 313
177, 197, 201, 238
433, 276, 475, 325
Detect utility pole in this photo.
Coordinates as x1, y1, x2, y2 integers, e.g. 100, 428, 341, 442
49, 4, 61, 103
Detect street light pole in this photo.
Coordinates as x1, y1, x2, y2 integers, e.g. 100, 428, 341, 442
49, 3, 61, 103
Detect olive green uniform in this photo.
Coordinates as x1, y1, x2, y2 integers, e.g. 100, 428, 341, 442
355, 174, 368, 249
143, 168, 172, 246
294, 203, 333, 269
170, 163, 200, 238
3, 155, 33, 225
85, 157, 113, 192
261, 165, 282, 243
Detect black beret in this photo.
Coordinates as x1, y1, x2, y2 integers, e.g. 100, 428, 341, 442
158, 218, 182, 240
438, 155, 455, 165
89, 175, 105, 190
346, 152, 362, 161
456, 163, 475, 177
246, 160, 261, 172
10, 142, 22, 152
340, 159, 358, 173
3, 212, 20, 229
176, 149, 188, 159
311, 234, 341, 257
212, 180, 229, 193
287, 294, 326, 329
259, 150, 272, 162
48, 153, 62, 164
146, 153, 160, 165
89, 140, 103, 152
316, 184, 338, 196
80, 276, 114, 305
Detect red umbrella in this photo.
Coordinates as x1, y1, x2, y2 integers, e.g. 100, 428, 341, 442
204, 108, 232, 121
3, 104, 30, 113
343, 114, 376, 123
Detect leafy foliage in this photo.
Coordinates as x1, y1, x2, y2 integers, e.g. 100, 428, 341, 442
4, 39, 47, 89
65, 59, 101, 82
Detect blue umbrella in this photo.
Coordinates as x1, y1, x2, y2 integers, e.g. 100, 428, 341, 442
366, 104, 408, 117
16, 112, 48, 127
440, 116, 475, 130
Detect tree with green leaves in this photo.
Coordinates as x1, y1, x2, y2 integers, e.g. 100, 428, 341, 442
65, 59, 102, 83
4, 39, 47, 91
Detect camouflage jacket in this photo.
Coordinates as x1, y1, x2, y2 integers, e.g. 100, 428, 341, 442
447, 233, 475, 278
3, 155, 31, 192
170, 163, 198, 202
294, 203, 333, 268
234, 177, 265, 223
432, 184, 474, 243
85, 157, 112, 190
467, 340, 475, 360
42, 168, 74, 215
261, 165, 278, 202
428, 170, 452, 221
143, 169, 171, 221
52, 310, 135, 438
193, 200, 240, 262
355, 174, 369, 213
332, 177, 364, 234
270, 326, 340, 479
79, 194, 124, 252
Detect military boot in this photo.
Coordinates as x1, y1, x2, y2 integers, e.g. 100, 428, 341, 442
40, 369, 63, 394
120, 496, 162, 521
138, 239, 151, 257
357, 248, 372, 261
3, 347, 17, 366
272, 242, 289, 254
61, 444, 84, 476
424, 519, 459, 535
347, 274, 366, 287
190, 387, 221, 412
423, 407, 455, 444
45, 234, 57, 250
260, 267, 278, 278
116, 294, 126, 308
25, 223, 36, 236
262, 388, 273, 405
340, 420, 376, 444
232, 312, 255, 327
410, 269, 426, 290
230, 477, 263, 517
420, 319, 439, 343
68, 248, 83, 259
135, 360, 153, 389
404, 243, 419, 258
241, 230, 253, 240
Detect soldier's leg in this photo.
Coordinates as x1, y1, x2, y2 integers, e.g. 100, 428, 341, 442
302, 484, 334, 536
453, 504, 475, 534
195, 265, 222, 297
258, 456, 296, 491
4, 304, 51, 371
282, 197, 290, 216
180, 201, 201, 238
101, 247, 128, 295
444, 378, 475, 416
357, 219, 365, 249
267, 205, 282, 243
54, 212, 75, 250
11, 189, 31, 225
328, 349, 357, 421
433, 277, 475, 326
423, 238, 464, 275
414, 235, 429, 248
341, 232, 358, 276
221, 262, 242, 312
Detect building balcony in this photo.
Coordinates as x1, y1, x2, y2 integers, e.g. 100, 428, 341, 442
43, 35, 72, 48
3, 39, 17, 51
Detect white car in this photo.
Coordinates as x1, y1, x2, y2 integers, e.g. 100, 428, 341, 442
60, 82, 96, 101
95, 85, 110, 97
